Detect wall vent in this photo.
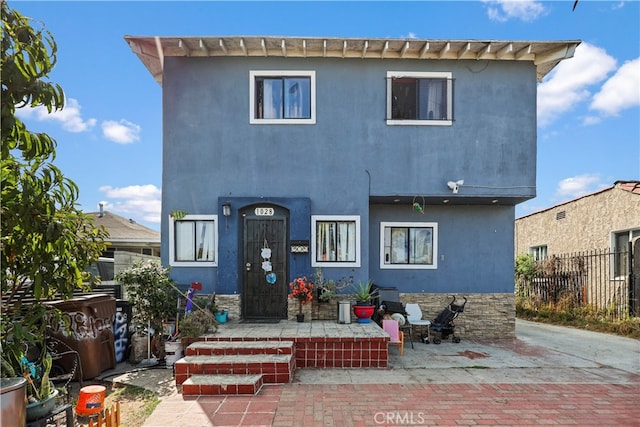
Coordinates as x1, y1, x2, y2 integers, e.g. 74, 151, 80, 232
556, 211, 566, 220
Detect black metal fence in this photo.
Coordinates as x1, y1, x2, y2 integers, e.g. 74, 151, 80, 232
517, 245, 639, 320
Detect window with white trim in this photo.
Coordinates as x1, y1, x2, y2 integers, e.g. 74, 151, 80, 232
311, 216, 360, 267
169, 215, 217, 267
380, 222, 438, 269
386, 71, 453, 126
250, 70, 316, 124
529, 245, 548, 261
612, 229, 639, 278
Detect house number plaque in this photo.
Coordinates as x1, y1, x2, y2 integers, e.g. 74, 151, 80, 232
254, 207, 274, 216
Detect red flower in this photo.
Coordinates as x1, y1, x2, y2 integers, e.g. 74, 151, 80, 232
289, 276, 314, 313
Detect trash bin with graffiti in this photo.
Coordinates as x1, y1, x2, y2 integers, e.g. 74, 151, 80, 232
46, 294, 116, 380
114, 300, 132, 363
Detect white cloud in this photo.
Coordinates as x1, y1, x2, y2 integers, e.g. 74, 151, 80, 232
99, 184, 161, 224
589, 57, 640, 117
483, 0, 547, 22
612, 1, 625, 10
537, 43, 616, 127
554, 174, 607, 200
101, 119, 141, 144
15, 97, 96, 132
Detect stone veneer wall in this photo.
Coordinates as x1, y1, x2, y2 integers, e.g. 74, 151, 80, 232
215, 294, 241, 322
245, 292, 515, 339
398, 293, 516, 339
301, 293, 515, 339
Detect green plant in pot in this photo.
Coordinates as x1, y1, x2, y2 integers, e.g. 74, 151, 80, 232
351, 280, 378, 305
116, 260, 180, 358
350, 280, 378, 324
314, 268, 353, 303
0, 304, 64, 420
179, 309, 217, 344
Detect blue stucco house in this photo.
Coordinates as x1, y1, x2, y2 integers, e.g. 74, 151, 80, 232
125, 36, 579, 338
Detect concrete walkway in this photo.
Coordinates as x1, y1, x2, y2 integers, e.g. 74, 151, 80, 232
106, 319, 639, 426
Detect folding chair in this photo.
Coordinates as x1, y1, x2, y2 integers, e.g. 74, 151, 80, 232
379, 300, 414, 349
405, 303, 431, 344
382, 319, 404, 356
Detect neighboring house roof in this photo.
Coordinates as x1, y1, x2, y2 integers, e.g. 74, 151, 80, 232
124, 35, 580, 84
617, 180, 640, 195
517, 180, 640, 220
88, 210, 160, 244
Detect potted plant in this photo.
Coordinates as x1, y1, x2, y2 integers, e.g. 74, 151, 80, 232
0, 303, 62, 421
179, 309, 217, 344
350, 280, 378, 323
288, 276, 314, 322
313, 268, 353, 303
116, 261, 180, 360
200, 295, 228, 324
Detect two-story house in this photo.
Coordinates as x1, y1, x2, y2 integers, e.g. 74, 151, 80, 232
125, 36, 579, 338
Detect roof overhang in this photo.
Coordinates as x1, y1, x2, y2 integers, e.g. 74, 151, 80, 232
124, 35, 580, 85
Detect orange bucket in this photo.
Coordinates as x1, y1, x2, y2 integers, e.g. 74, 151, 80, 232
75, 385, 106, 417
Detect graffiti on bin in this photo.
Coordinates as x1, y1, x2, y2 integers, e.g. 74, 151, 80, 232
49, 311, 115, 340
113, 309, 129, 362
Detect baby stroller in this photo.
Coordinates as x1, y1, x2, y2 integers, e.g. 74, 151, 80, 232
427, 296, 467, 344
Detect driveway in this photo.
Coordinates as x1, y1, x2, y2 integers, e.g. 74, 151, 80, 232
135, 319, 639, 426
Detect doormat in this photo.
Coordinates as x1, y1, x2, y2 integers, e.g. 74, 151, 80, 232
240, 319, 281, 324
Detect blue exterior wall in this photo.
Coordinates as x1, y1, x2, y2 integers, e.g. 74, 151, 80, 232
160, 55, 536, 295
370, 204, 516, 293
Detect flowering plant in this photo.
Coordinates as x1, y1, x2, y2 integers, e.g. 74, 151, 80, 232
288, 276, 314, 313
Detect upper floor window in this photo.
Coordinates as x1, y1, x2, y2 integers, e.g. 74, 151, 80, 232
250, 70, 316, 124
311, 215, 360, 268
386, 71, 453, 126
169, 214, 217, 267
529, 245, 548, 262
380, 222, 438, 269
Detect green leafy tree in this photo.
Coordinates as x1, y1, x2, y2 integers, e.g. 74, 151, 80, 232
1, 1, 108, 388
116, 260, 180, 331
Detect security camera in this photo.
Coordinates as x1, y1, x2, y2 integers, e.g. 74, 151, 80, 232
447, 180, 464, 194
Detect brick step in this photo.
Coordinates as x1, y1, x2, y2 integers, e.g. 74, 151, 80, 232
185, 340, 294, 356
174, 354, 295, 385
181, 374, 263, 396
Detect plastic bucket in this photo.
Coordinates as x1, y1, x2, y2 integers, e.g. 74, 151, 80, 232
214, 310, 228, 323
75, 385, 106, 417
164, 341, 183, 368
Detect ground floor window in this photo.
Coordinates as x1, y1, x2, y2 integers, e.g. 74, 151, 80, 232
380, 221, 438, 269
529, 245, 548, 261
311, 215, 360, 267
169, 214, 217, 267
612, 229, 639, 278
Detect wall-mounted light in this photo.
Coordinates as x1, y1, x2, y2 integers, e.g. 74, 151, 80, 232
222, 202, 231, 217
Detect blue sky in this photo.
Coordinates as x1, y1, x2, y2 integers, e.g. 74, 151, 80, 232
13, 0, 640, 231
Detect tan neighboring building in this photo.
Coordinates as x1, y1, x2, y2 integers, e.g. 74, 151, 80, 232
89, 207, 161, 258
515, 180, 640, 259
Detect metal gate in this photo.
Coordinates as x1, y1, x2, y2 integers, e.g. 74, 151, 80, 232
241, 205, 288, 320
